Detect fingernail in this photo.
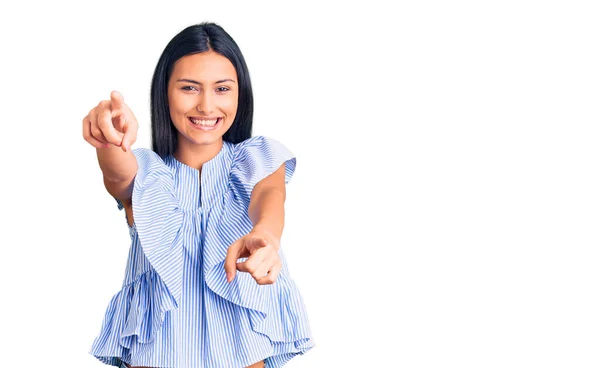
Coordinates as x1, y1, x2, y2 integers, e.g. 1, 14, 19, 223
226, 272, 233, 282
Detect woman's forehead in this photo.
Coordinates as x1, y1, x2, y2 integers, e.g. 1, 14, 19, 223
171, 51, 237, 82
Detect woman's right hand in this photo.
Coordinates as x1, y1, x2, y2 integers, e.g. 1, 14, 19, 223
82, 90, 138, 152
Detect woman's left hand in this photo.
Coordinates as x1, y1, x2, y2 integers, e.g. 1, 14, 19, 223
224, 229, 281, 285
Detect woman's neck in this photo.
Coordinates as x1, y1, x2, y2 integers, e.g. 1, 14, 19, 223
173, 138, 224, 170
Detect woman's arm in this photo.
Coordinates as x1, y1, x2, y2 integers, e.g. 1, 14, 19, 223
99, 145, 138, 200
99, 145, 138, 226
83, 91, 139, 225
247, 164, 287, 246
224, 163, 288, 284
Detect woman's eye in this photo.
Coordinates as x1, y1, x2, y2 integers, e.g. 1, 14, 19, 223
182, 86, 198, 91
216, 86, 230, 92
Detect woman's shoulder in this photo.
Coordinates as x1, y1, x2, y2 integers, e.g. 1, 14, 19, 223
128, 148, 177, 172
129, 147, 174, 183
131, 147, 164, 161
232, 135, 268, 150
231, 135, 291, 161
229, 135, 296, 197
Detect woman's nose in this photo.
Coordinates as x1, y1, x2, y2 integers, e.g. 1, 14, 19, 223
196, 93, 214, 114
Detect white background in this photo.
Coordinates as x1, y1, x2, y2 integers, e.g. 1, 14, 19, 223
0, 1, 598, 367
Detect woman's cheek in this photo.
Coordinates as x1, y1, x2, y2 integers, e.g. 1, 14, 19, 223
223, 96, 238, 112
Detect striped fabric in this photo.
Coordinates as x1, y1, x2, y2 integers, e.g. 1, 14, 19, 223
90, 136, 314, 368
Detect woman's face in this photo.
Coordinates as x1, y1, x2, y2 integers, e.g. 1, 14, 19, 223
167, 51, 239, 148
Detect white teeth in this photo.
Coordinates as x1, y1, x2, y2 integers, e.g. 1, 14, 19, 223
190, 118, 218, 126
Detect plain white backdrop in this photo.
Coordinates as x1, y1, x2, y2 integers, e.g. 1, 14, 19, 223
0, 0, 599, 367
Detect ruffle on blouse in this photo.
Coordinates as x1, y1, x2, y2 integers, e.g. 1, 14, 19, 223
92, 148, 184, 355
91, 271, 177, 362
130, 149, 184, 306
203, 136, 311, 346
204, 261, 313, 347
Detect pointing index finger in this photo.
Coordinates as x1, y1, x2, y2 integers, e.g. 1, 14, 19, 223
110, 90, 125, 110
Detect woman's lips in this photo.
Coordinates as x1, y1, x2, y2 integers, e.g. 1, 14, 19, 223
188, 117, 221, 131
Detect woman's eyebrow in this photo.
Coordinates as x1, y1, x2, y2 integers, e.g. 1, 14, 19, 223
176, 78, 236, 84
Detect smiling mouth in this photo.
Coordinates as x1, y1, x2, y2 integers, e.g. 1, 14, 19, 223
189, 117, 222, 127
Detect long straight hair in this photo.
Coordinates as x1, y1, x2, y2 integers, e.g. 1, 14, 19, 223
150, 22, 254, 158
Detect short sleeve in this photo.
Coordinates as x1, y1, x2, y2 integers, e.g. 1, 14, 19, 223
112, 149, 164, 212
230, 135, 296, 205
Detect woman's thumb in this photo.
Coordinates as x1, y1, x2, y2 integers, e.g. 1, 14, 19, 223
121, 122, 137, 153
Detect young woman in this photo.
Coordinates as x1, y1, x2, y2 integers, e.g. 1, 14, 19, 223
82, 22, 314, 368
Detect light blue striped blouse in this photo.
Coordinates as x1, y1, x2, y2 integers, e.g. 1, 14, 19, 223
90, 136, 314, 368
